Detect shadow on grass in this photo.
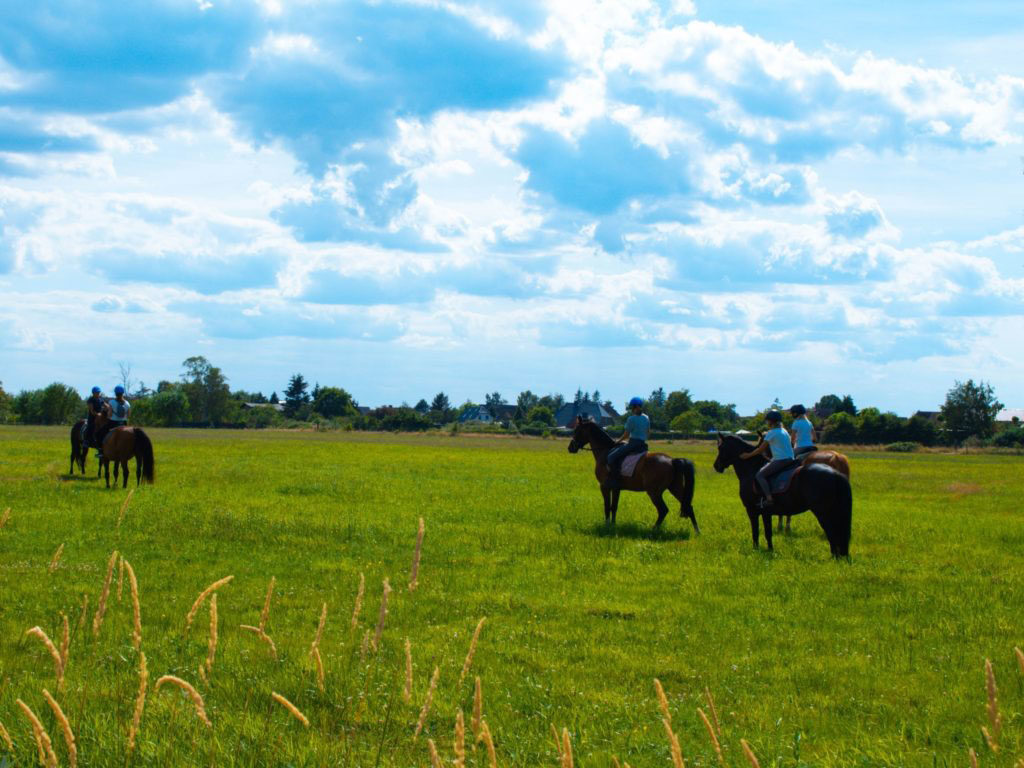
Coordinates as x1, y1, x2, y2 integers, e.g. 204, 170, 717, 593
584, 521, 692, 542
59, 474, 101, 483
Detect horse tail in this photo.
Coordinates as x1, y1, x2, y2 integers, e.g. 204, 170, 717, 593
134, 428, 155, 484
672, 458, 696, 514
832, 472, 852, 558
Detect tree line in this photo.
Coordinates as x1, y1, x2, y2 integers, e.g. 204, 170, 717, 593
0, 359, 1015, 447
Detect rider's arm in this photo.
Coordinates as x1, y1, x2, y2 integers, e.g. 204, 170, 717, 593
740, 441, 769, 460
618, 430, 631, 444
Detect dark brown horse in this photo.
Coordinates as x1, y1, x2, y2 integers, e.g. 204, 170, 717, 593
760, 436, 851, 533
568, 415, 698, 532
94, 406, 155, 488
70, 419, 90, 474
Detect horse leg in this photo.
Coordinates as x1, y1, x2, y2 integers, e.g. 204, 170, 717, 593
611, 489, 620, 524
648, 490, 668, 528
748, 509, 760, 549
785, 515, 792, 534
121, 460, 129, 488
762, 509, 774, 551
104, 459, 110, 489
601, 486, 611, 524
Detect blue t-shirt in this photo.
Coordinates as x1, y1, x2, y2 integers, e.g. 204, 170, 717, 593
625, 412, 650, 441
764, 426, 794, 460
791, 417, 815, 448
109, 397, 131, 422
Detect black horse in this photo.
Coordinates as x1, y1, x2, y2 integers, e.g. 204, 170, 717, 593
568, 416, 699, 532
69, 419, 103, 477
713, 433, 851, 558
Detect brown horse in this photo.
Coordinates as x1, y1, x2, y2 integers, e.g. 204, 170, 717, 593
568, 415, 699, 532
94, 406, 155, 488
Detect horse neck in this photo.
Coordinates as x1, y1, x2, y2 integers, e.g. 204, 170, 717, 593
586, 424, 615, 460
726, 440, 764, 478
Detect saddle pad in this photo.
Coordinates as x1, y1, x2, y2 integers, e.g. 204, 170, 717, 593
621, 452, 646, 477
752, 462, 802, 496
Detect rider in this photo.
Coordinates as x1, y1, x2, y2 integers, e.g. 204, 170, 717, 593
607, 396, 650, 489
789, 404, 817, 457
85, 386, 105, 448
740, 409, 795, 507
96, 385, 131, 456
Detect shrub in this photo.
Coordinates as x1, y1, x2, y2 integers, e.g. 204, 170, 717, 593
885, 441, 920, 453
991, 427, 1024, 447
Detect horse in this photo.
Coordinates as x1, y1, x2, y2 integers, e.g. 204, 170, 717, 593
94, 406, 155, 488
70, 419, 89, 474
568, 415, 699, 532
713, 433, 851, 558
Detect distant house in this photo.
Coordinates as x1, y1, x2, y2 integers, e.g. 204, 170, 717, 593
997, 408, 1024, 424
912, 411, 941, 422
554, 401, 620, 428
356, 406, 371, 416
241, 402, 284, 412
459, 404, 517, 424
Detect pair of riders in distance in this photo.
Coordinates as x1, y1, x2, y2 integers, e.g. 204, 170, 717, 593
606, 398, 816, 507
85, 385, 131, 460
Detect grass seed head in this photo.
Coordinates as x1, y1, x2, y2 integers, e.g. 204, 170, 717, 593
124, 559, 142, 650
983, 658, 1001, 751
654, 678, 670, 723
480, 719, 498, 768
117, 555, 124, 601
17, 699, 58, 768
561, 727, 574, 768
428, 738, 443, 768
155, 675, 212, 727
698, 708, 726, 768
404, 638, 413, 703
59, 613, 70, 670
459, 617, 486, 686
472, 676, 483, 740
185, 575, 233, 631
969, 748, 978, 768
312, 646, 325, 692
25, 626, 64, 689
92, 549, 118, 637
240, 625, 278, 660
705, 687, 722, 738
350, 572, 365, 631
1015, 647, 1024, 677
0, 719, 13, 751
0, 507, 10, 528
414, 666, 440, 740
76, 593, 89, 634
48, 543, 64, 574
310, 601, 327, 654
127, 651, 148, 755
454, 709, 466, 768
740, 739, 761, 768
205, 593, 218, 677
662, 718, 685, 768
42, 689, 76, 768
372, 578, 391, 651
271, 692, 309, 727
116, 487, 135, 528
409, 517, 425, 591
259, 576, 275, 632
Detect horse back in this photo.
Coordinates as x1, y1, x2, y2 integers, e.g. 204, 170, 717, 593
803, 450, 851, 480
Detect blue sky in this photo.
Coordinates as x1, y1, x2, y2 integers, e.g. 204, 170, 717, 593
2, 0, 1023, 414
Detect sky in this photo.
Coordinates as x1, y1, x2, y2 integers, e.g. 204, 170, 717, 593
1, 0, 1023, 414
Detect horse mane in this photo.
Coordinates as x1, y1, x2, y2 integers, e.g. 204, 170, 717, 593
583, 419, 616, 449
722, 433, 756, 449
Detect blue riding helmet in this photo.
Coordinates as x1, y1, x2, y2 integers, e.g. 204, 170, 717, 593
766, 409, 783, 423
114, 385, 125, 396
628, 396, 644, 408
91, 386, 101, 395
789, 404, 807, 416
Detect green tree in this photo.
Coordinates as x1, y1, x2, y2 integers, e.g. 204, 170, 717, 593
665, 389, 693, 421
814, 394, 856, 416
515, 390, 540, 423
181, 356, 234, 425
484, 392, 505, 418
824, 411, 857, 443
148, 387, 191, 426
283, 374, 310, 418
0, 381, 13, 423
40, 383, 83, 424
941, 379, 1003, 442
526, 405, 555, 426
670, 410, 703, 434
690, 400, 739, 431
314, 387, 357, 419
269, 391, 279, 404
430, 392, 450, 413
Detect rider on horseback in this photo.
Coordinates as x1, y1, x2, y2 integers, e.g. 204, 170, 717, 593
96, 385, 131, 459
740, 409, 794, 507
85, 386, 105, 449
789, 404, 817, 457
607, 396, 649, 490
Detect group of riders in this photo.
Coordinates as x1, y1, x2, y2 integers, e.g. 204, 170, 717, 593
606, 398, 816, 506
83, 385, 131, 460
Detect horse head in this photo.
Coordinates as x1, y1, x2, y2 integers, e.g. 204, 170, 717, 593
567, 413, 593, 454
713, 433, 750, 473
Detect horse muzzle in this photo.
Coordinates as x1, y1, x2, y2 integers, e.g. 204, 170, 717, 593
567, 439, 580, 454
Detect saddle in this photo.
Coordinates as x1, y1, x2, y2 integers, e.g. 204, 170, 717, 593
753, 460, 803, 497
620, 452, 646, 477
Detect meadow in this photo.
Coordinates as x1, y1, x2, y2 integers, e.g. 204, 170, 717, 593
0, 425, 1022, 768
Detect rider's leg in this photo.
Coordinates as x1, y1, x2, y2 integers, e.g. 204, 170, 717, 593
606, 443, 627, 489
755, 463, 774, 505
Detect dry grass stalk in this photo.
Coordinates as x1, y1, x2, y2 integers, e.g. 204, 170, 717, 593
612, 757, 621, 768
551, 724, 562, 758
48, 543, 64, 574
16, 699, 58, 768
59, 613, 70, 670
360, 629, 371, 660
654, 678, 671, 723
740, 739, 761, 768
1016, 647, 1024, 677
259, 576, 275, 632
92, 549, 118, 637
428, 738, 443, 768
561, 727, 574, 768
662, 718, 685, 768
117, 556, 125, 602
127, 651, 147, 755
698, 708, 726, 767
25, 626, 64, 689
310, 602, 327, 655
124, 559, 142, 650
472, 676, 483, 741
155, 675, 212, 727
372, 578, 391, 651
76, 593, 88, 634
982, 658, 1002, 751
409, 517, 425, 591
350, 572, 365, 631
43, 689, 76, 768
969, 748, 978, 768
705, 687, 722, 739
459, 617, 486, 686
205, 594, 218, 678
0, 719, 13, 751
0, 507, 10, 529
116, 487, 135, 528
185, 575, 233, 630
454, 709, 467, 768
271, 692, 309, 727
404, 638, 413, 703
480, 720, 498, 768
239, 625, 278, 660
312, 646, 325, 692
414, 666, 440, 740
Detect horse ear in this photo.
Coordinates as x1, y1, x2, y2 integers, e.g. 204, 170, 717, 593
716, 431, 723, 445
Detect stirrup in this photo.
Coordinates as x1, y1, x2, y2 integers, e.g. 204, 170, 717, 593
758, 497, 774, 509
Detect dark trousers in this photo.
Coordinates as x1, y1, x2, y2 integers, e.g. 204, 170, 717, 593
794, 445, 817, 457
607, 438, 648, 487
756, 458, 793, 498
95, 421, 126, 451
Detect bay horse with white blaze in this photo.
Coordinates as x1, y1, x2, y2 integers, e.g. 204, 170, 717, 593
714, 433, 851, 558
568, 415, 699, 532
94, 406, 155, 488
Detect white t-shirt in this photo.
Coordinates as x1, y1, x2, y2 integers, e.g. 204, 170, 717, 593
791, 417, 815, 449
764, 426, 795, 460
109, 398, 131, 422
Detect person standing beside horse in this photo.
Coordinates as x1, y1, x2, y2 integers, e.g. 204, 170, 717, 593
607, 396, 650, 490
740, 410, 794, 507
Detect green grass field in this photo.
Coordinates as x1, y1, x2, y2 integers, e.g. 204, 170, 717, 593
1, 426, 1022, 767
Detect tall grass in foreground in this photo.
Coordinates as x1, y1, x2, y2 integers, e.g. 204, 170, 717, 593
4, 515, 1022, 768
